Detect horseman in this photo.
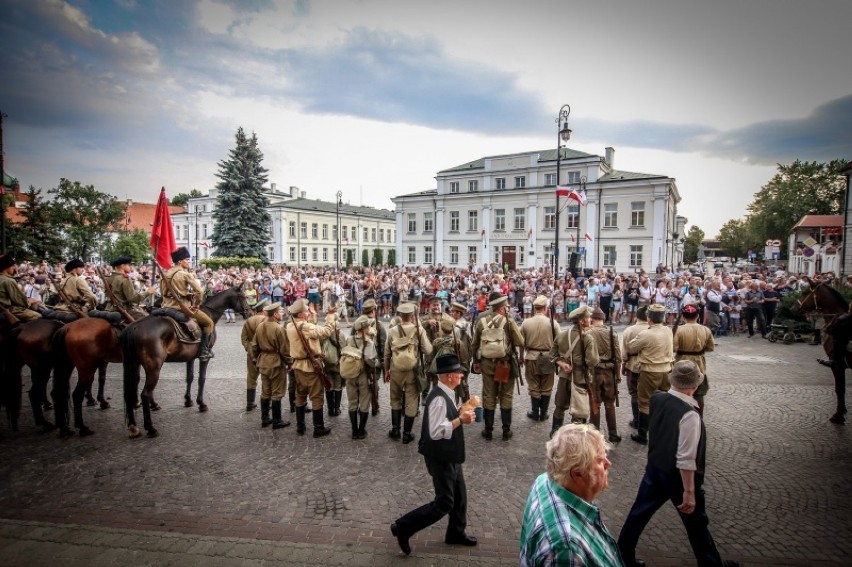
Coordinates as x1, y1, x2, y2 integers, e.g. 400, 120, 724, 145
0, 254, 42, 321
106, 255, 156, 321
55, 258, 98, 313
161, 247, 215, 361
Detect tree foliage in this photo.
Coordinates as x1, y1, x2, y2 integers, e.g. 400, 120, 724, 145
170, 189, 202, 207
717, 218, 758, 261
683, 225, 704, 263
101, 229, 151, 264
362, 249, 369, 267
200, 256, 264, 270
346, 249, 353, 267
49, 178, 125, 260
11, 185, 63, 262
211, 128, 272, 260
387, 248, 396, 267
372, 248, 383, 266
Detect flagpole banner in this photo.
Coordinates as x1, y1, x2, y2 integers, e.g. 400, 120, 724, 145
150, 187, 177, 269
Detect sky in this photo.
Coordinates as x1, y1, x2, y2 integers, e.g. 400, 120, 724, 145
2, 0, 851, 238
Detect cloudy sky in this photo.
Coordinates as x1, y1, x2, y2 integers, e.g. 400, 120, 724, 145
2, 0, 850, 237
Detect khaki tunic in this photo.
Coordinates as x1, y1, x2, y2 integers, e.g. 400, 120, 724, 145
0, 273, 41, 320
384, 322, 432, 417
241, 313, 267, 390
589, 324, 622, 405
673, 322, 715, 398
628, 324, 674, 414
106, 272, 148, 319
286, 317, 336, 408
344, 335, 378, 413
520, 313, 559, 398
252, 318, 289, 399
55, 274, 97, 312
160, 266, 213, 333
549, 326, 599, 420
472, 312, 525, 411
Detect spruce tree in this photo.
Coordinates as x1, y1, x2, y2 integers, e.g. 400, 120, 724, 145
211, 128, 272, 261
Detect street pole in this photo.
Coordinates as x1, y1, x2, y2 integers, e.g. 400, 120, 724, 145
578, 176, 586, 273
336, 190, 342, 271
554, 104, 571, 275
194, 206, 199, 267
0, 110, 7, 255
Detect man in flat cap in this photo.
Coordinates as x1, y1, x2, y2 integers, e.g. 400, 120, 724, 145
549, 305, 599, 435
471, 293, 524, 441
589, 307, 622, 442
618, 361, 740, 567
673, 303, 714, 416
241, 298, 270, 412
54, 258, 98, 314
519, 295, 560, 422
251, 302, 291, 429
359, 298, 387, 416
161, 247, 215, 360
106, 256, 156, 321
627, 303, 674, 444
621, 306, 648, 430
0, 255, 42, 321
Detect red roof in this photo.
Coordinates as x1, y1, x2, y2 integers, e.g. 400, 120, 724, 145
792, 215, 843, 229
121, 201, 186, 232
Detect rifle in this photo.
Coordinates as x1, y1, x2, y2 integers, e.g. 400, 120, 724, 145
0, 303, 21, 327
97, 266, 136, 324
154, 263, 197, 321
293, 320, 333, 390
610, 324, 619, 408
48, 273, 89, 318
413, 305, 427, 391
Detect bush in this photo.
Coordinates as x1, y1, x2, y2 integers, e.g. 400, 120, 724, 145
346, 249, 353, 267
387, 249, 396, 266
372, 248, 383, 267
200, 256, 264, 270
362, 249, 369, 267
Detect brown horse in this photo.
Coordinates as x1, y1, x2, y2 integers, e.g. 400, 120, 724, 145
120, 284, 250, 438
793, 278, 849, 424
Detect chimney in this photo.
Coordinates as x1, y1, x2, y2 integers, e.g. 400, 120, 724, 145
126, 198, 133, 208
605, 147, 615, 168
290, 186, 299, 198
300, 191, 306, 199
270, 182, 277, 193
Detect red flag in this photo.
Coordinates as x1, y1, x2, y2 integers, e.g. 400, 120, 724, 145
150, 187, 177, 268
584, 232, 594, 242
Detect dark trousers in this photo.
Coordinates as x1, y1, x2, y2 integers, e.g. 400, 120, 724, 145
599, 295, 612, 321
618, 465, 723, 567
394, 457, 467, 541
745, 308, 766, 337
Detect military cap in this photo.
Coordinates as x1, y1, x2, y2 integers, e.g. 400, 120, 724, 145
64, 258, 84, 272
428, 295, 442, 303
647, 303, 666, 323
440, 314, 455, 333
450, 302, 467, 314
171, 247, 191, 263
110, 255, 133, 268
488, 291, 503, 303
0, 254, 16, 271
489, 294, 509, 308
263, 301, 282, 314
254, 298, 270, 312
362, 298, 377, 313
288, 298, 308, 315
569, 305, 592, 321
533, 295, 548, 308
353, 315, 371, 331
669, 360, 704, 389
397, 302, 415, 314
591, 307, 606, 320
681, 304, 699, 317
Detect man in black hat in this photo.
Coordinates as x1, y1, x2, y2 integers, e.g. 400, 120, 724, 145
106, 256, 156, 320
161, 247, 215, 360
0, 254, 42, 321
54, 258, 98, 313
390, 353, 477, 556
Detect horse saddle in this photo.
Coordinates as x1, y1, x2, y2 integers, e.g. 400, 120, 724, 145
149, 308, 201, 343
88, 310, 125, 326
40, 309, 80, 323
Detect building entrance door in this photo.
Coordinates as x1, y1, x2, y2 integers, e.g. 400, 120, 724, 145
502, 246, 516, 271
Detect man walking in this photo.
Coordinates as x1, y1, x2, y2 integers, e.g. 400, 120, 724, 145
627, 304, 673, 444
240, 298, 270, 411
549, 305, 599, 435
673, 304, 715, 416
519, 295, 559, 422
251, 302, 291, 429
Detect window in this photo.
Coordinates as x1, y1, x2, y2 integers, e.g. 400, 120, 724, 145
408, 246, 416, 264
545, 173, 557, 186
342, 226, 348, 241
363, 227, 368, 242
603, 246, 616, 267
379, 228, 384, 242
495, 177, 506, 190
332, 225, 338, 240
424, 246, 433, 264
424, 212, 433, 232
311, 223, 318, 239
630, 245, 643, 267
311, 247, 318, 262
289, 221, 296, 237
300, 222, 307, 239
322, 248, 328, 261
468, 180, 478, 192
566, 171, 581, 185
495, 249, 500, 263
519, 245, 525, 266
495, 209, 506, 231
388, 229, 393, 242
450, 246, 459, 264
408, 213, 416, 233
322, 224, 328, 239
566, 204, 579, 228
289, 247, 296, 262
468, 211, 478, 231
450, 181, 459, 194
450, 211, 460, 231
514, 208, 525, 230
300, 247, 307, 262
468, 246, 478, 265
333, 248, 338, 262
604, 203, 618, 228
371, 228, 376, 242
514, 176, 526, 188
631, 202, 645, 227
544, 245, 553, 267
544, 206, 556, 230
200, 224, 207, 238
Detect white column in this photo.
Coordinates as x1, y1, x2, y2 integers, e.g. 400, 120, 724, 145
435, 201, 445, 265
395, 210, 404, 266
652, 195, 667, 270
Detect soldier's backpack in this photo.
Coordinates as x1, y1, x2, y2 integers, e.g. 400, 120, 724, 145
427, 335, 456, 375
480, 315, 509, 359
339, 345, 365, 380
390, 325, 419, 372
321, 335, 340, 371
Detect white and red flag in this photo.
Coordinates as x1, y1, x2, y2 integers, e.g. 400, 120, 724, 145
556, 186, 587, 205
584, 232, 594, 242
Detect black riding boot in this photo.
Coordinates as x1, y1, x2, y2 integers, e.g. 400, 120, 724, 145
402, 416, 416, 444
482, 409, 495, 440
272, 400, 290, 429
326, 390, 336, 416
246, 389, 257, 411
198, 333, 214, 361
501, 408, 513, 441
388, 409, 401, 440
335, 390, 343, 415
260, 398, 272, 427
810, 329, 822, 345
349, 411, 359, 439
550, 416, 564, 438
289, 389, 296, 413
630, 413, 648, 444
312, 408, 331, 438
295, 405, 306, 435
629, 400, 639, 428
539, 395, 551, 421
357, 411, 369, 439
526, 397, 540, 421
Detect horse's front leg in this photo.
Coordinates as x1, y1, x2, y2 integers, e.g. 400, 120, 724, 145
50, 364, 74, 438
96, 362, 110, 409
197, 359, 209, 412
71, 371, 94, 436
830, 367, 847, 424
28, 365, 55, 432
184, 360, 195, 407
124, 362, 142, 438
141, 371, 159, 438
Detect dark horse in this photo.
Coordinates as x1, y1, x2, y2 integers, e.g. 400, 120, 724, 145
120, 284, 250, 438
793, 278, 849, 424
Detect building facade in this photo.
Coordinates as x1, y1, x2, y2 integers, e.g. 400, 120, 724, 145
391, 147, 683, 273
172, 184, 395, 267
787, 214, 843, 276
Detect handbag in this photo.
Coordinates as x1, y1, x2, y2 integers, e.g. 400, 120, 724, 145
493, 359, 510, 383
569, 380, 590, 420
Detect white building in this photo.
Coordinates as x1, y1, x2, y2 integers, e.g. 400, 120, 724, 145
172, 184, 395, 267
391, 147, 683, 273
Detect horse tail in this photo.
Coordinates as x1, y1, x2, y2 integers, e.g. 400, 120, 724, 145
120, 323, 141, 421
51, 325, 72, 401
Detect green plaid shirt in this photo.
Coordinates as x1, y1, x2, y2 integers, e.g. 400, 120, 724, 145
520, 473, 624, 567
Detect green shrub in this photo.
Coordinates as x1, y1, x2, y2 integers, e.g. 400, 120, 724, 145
200, 256, 264, 270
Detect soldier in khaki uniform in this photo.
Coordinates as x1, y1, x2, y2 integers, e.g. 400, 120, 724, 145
421, 296, 444, 403
384, 302, 432, 444
344, 316, 379, 440
286, 298, 336, 437
519, 295, 560, 422
55, 258, 98, 313
251, 302, 291, 429
673, 303, 715, 415
240, 298, 270, 411
589, 307, 622, 442
106, 256, 156, 321
360, 298, 387, 416
549, 305, 599, 435
621, 305, 648, 430
161, 247, 215, 360
0, 255, 41, 321
322, 304, 344, 417
471, 294, 524, 441
627, 303, 674, 444
449, 302, 472, 403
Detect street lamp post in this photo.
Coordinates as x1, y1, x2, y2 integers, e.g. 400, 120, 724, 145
578, 175, 586, 272
336, 190, 342, 271
194, 206, 200, 267
554, 104, 572, 275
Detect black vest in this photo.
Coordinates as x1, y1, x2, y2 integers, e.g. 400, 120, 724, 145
418, 386, 465, 464
647, 392, 706, 483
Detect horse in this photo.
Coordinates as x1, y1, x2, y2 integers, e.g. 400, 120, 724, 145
793, 278, 849, 424
120, 284, 250, 438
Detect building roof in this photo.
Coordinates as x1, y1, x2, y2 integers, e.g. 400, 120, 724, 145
598, 169, 668, 182
439, 147, 597, 173
393, 189, 438, 199
792, 215, 843, 229
2, 172, 18, 189
270, 197, 394, 220
122, 201, 186, 232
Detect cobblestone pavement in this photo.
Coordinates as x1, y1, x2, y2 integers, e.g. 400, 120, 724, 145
0, 321, 849, 566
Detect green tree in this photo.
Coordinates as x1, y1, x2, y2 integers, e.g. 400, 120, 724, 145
13, 185, 63, 262
362, 249, 369, 267
101, 229, 151, 264
49, 178, 125, 260
211, 128, 271, 260
387, 249, 396, 266
346, 249, 353, 267
372, 248, 383, 266
170, 189, 203, 207
747, 159, 848, 252
683, 225, 704, 263
717, 218, 759, 261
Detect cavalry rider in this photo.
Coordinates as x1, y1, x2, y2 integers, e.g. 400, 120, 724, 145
106, 255, 156, 321
55, 258, 98, 313
161, 247, 215, 361
0, 254, 42, 321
